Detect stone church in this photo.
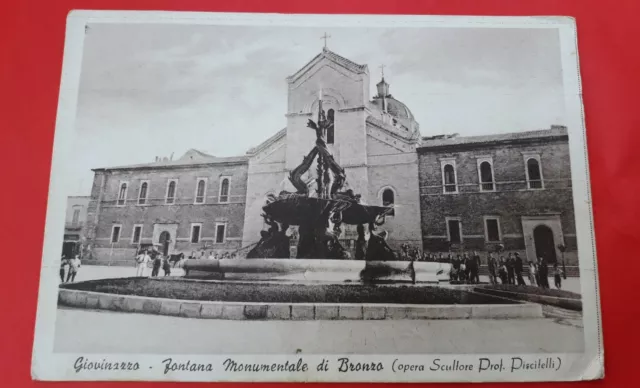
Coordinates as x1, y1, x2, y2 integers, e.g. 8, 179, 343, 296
80, 48, 577, 266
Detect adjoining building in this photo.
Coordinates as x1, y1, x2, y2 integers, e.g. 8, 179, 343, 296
77, 47, 577, 266
83, 150, 248, 261
62, 196, 90, 258
417, 126, 576, 266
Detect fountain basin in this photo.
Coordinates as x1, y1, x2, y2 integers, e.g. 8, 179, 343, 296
183, 258, 451, 283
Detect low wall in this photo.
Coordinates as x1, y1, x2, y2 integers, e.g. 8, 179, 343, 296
58, 288, 542, 320
183, 259, 451, 283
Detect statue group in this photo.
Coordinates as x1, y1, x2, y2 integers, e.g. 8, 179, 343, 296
247, 93, 394, 260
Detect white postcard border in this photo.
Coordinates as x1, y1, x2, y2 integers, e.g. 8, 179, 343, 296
31, 10, 603, 382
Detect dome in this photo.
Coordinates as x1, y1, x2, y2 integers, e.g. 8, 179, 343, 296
370, 96, 414, 120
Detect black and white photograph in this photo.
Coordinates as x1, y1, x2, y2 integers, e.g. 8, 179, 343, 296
32, 11, 602, 383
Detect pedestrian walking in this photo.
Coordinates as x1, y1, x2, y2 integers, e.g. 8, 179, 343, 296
66, 255, 81, 283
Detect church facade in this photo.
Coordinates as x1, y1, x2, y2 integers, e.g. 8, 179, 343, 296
80, 48, 577, 265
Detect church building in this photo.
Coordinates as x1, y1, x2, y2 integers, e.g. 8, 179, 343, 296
79, 47, 577, 266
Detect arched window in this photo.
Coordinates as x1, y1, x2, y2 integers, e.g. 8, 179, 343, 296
166, 180, 176, 204
219, 178, 230, 203
479, 161, 494, 191
443, 164, 457, 193
138, 182, 148, 205
382, 188, 395, 216
71, 208, 80, 225
195, 179, 206, 204
326, 109, 335, 145
117, 183, 127, 206
527, 158, 543, 189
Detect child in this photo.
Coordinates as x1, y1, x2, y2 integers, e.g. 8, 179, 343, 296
554, 263, 563, 289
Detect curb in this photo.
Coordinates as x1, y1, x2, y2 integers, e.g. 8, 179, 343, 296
58, 288, 543, 320
473, 287, 582, 312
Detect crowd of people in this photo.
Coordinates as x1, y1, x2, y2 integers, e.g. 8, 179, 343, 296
191, 250, 238, 260
395, 244, 565, 289
59, 254, 81, 283
134, 248, 174, 277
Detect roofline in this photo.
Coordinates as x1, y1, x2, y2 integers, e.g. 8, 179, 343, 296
286, 48, 368, 84
91, 158, 249, 173
246, 128, 286, 155
417, 134, 569, 153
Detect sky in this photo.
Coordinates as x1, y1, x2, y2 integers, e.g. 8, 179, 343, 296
69, 23, 565, 195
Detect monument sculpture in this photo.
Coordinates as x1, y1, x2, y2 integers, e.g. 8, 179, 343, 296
247, 90, 394, 259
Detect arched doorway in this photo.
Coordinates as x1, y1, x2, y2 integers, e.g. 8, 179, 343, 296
159, 231, 171, 256
533, 225, 557, 263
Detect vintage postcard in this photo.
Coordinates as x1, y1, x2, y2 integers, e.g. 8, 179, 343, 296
32, 11, 603, 382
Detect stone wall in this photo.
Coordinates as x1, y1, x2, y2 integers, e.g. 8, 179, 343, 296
417, 135, 578, 265
85, 162, 248, 261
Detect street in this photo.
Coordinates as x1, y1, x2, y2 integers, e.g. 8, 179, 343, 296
54, 307, 583, 354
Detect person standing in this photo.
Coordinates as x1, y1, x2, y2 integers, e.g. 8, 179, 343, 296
506, 253, 515, 285
553, 263, 563, 289
59, 255, 69, 283
514, 253, 526, 286
151, 254, 162, 277
135, 249, 150, 277
487, 253, 497, 285
472, 251, 481, 284
498, 257, 508, 284
538, 257, 550, 288
528, 260, 538, 286
162, 256, 171, 276
66, 255, 81, 283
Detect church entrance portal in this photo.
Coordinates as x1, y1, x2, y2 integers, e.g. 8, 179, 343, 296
533, 225, 557, 263
159, 231, 171, 256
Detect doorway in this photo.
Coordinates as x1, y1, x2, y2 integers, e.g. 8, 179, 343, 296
159, 231, 171, 256
533, 225, 557, 263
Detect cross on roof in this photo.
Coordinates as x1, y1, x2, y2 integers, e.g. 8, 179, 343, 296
321, 32, 331, 48
379, 64, 386, 78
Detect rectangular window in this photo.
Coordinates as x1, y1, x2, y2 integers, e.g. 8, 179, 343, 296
446, 218, 461, 244
215, 223, 226, 244
190, 224, 202, 244
484, 217, 501, 242
111, 225, 121, 243
132, 225, 142, 244
72, 209, 80, 225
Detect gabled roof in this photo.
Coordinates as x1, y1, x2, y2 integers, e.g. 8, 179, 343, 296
92, 149, 248, 171
287, 48, 368, 83
246, 128, 287, 156
418, 126, 568, 151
